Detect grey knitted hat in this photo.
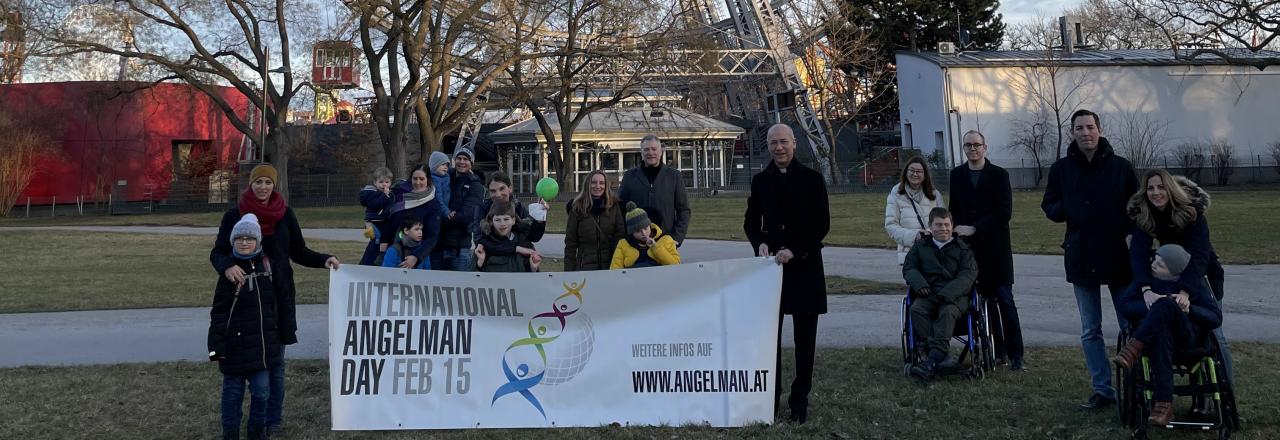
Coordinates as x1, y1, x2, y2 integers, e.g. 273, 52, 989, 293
231, 214, 263, 249
1156, 244, 1191, 276
428, 151, 451, 173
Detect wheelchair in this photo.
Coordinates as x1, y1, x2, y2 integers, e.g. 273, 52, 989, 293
1114, 326, 1240, 440
899, 287, 995, 379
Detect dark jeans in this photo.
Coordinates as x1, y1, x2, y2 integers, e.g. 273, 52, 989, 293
267, 356, 285, 428
909, 294, 969, 357
221, 370, 269, 435
1132, 299, 1195, 402
981, 284, 1025, 361
775, 313, 819, 414
430, 247, 473, 272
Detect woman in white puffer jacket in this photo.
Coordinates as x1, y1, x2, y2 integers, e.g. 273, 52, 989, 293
884, 156, 945, 264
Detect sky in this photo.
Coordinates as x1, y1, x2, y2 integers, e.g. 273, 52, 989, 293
999, 0, 1082, 26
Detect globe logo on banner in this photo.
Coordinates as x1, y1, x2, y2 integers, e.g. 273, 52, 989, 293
491, 281, 594, 418
542, 312, 594, 385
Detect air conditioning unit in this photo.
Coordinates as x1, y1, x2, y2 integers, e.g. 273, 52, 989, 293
938, 42, 956, 55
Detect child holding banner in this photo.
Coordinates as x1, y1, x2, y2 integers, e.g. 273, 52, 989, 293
208, 214, 281, 440
379, 215, 430, 270
473, 201, 542, 272
610, 202, 681, 269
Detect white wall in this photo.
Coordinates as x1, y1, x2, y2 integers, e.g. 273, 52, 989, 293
895, 54, 949, 160
941, 63, 1280, 170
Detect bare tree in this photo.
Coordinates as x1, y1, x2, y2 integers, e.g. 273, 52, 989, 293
26, 0, 321, 198
1110, 110, 1171, 169
1172, 140, 1207, 181
1208, 138, 1235, 185
347, 0, 541, 177
1061, 0, 1180, 49
1270, 141, 1280, 175
1004, 60, 1095, 160
0, 107, 59, 216
1005, 110, 1054, 187
1003, 13, 1063, 51
788, 1, 892, 184
1126, 0, 1280, 69
506, 0, 674, 191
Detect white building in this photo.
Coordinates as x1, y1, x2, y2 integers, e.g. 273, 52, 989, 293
896, 49, 1280, 187
488, 107, 744, 193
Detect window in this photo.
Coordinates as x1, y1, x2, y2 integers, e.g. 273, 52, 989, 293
508, 145, 541, 193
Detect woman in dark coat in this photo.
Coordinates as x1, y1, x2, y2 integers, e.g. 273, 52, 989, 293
564, 170, 626, 271
210, 164, 338, 436
383, 164, 443, 269
1123, 168, 1233, 384
743, 124, 830, 424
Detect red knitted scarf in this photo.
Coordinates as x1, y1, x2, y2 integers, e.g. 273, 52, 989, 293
238, 188, 286, 236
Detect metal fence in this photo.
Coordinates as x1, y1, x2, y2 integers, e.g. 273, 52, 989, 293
6, 173, 368, 219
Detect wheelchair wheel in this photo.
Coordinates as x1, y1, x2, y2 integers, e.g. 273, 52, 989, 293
1219, 363, 1241, 431
978, 302, 996, 371
900, 297, 915, 376
1115, 364, 1140, 428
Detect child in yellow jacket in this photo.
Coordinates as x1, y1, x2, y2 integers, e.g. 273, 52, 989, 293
611, 202, 680, 269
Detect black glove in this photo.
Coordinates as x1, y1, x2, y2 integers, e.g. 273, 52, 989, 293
916, 287, 933, 297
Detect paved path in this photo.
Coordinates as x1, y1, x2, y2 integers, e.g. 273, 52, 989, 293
2, 225, 1278, 367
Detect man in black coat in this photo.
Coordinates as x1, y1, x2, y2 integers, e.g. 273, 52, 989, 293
744, 123, 830, 424
1042, 109, 1139, 410
432, 148, 486, 271
619, 134, 692, 245
950, 130, 1023, 371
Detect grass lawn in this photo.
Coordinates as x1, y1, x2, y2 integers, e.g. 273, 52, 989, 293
7, 188, 1277, 264
0, 231, 894, 313
0, 231, 365, 314
2, 345, 1276, 439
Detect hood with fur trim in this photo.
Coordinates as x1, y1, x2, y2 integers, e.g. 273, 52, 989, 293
1127, 175, 1210, 236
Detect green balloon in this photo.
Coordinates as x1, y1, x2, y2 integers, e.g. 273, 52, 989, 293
536, 177, 559, 200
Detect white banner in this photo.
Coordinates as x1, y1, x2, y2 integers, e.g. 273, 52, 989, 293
328, 258, 782, 430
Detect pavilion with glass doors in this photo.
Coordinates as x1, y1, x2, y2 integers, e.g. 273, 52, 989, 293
487, 107, 744, 193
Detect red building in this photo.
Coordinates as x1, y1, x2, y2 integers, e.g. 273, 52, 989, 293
1, 81, 250, 203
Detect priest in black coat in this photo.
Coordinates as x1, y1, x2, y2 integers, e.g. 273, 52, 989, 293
744, 123, 830, 424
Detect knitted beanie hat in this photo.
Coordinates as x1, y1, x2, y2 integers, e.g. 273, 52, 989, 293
453, 148, 474, 161
249, 164, 278, 184
1156, 244, 1191, 276
624, 201, 651, 235
429, 151, 451, 174
231, 213, 263, 252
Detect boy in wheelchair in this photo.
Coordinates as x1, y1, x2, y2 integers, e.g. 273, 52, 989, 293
1113, 244, 1222, 425
903, 207, 979, 381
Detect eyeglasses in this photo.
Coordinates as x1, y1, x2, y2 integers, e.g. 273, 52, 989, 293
234, 237, 257, 244
963, 143, 985, 150
907, 168, 926, 176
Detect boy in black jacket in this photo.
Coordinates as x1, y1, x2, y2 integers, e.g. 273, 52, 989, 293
209, 214, 282, 440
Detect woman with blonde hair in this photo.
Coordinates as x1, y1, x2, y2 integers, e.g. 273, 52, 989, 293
1114, 168, 1231, 424
885, 156, 945, 264
563, 170, 626, 271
